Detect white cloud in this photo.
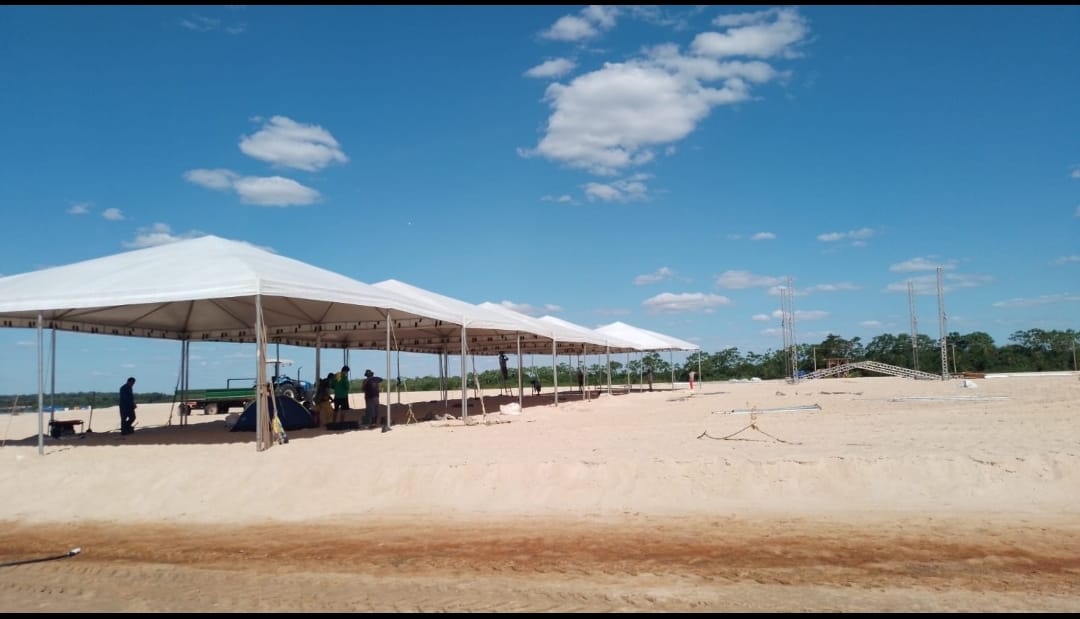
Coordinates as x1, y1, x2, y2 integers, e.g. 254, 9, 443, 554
184, 168, 321, 207
183, 168, 237, 191
525, 58, 577, 79
860, 320, 883, 328
886, 272, 994, 294
239, 116, 348, 171
521, 9, 811, 176
751, 313, 771, 322
584, 176, 650, 202
714, 269, 784, 289
541, 194, 575, 204
122, 223, 205, 249
540, 6, 618, 41
67, 202, 90, 215
817, 227, 874, 243
634, 267, 678, 285
695, 7, 809, 59
765, 308, 828, 321
889, 257, 957, 272
101, 208, 124, 221
642, 292, 732, 314
497, 301, 562, 316
750, 231, 775, 240
516, 7, 808, 180
233, 176, 321, 207
1071, 166, 1080, 179
808, 282, 859, 292
180, 15, 245, 34
541, 15, 597, 41
582, 5, 618, 30
180, 16, 220, 32
525, 60, 753, 175
766, 284, 809, 297
992, 293, 1080, 308
1050, 255, 1080, 265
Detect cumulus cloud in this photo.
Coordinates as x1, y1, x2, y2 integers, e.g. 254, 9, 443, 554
122, 223, 205, 249
540, 5, 618, 41
184, 168, 321, 207
180, 15, 245, 34
522, 8, 808, 176
808, 282, 859, 292
765, 308, 828, 321
817, 227, 874, 244
860, 320, 883, 328
1050, 255, 1080, 266
889, 257, 957, 272
1071, 165, 1080, 179
541, 194, 576, 204
992, 293, 1080, 308
584, 175, 650, 202
232, 176, 320, 206
101, 208, 124, 221
642, 292, 732, 314
239, 116, 348, 171
694, 7, 809, 58
634, 267, 678, 285
67, 202, 91, 215
497, 300, 562, 316
714, 269, 784, 289
524, 58, 577, 79
750, 231, 775, 240
751, 313, 772, 322
887, 272, 994, 295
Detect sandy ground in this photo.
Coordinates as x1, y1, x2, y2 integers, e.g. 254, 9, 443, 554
1, 374, 1078, 612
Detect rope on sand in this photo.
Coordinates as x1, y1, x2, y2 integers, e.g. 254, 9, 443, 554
697, 420, 801, 444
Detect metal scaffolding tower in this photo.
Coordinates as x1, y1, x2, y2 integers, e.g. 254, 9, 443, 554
908, 280, 920, 372
780, 276, 798, 383
936, 266, 948, 380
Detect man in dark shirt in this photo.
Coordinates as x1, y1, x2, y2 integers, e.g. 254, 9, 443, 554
119, 377, 137, 435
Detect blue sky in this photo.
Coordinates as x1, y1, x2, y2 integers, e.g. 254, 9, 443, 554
1, 5, 1077, 395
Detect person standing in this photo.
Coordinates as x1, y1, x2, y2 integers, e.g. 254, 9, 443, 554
332, 365, 351, 420
119, 376, 137, 435
313, 372, 334, 426
689, 370, 696, 391
361, 369, 383, 427
577, 367, 585, 394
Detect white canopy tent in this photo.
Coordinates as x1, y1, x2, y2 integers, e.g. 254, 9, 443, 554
537, 315, 641, 394
595, 321, 701, 389
478, 302, 635, 405
373, 278, 559, 412
0, 235, 490, 453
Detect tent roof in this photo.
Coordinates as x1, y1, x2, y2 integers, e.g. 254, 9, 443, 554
372, 279, 555, 354
477, 303, 620, 354
537, 315, 640, 353
594, 321, 699, 352
0, 235, 468, 350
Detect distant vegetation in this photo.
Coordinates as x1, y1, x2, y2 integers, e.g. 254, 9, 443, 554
1, 328, 1075, 412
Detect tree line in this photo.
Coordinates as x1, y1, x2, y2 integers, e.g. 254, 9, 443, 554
2, 328, 1075, 411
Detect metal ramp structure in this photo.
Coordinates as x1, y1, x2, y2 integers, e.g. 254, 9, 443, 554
802, 360, 942, 381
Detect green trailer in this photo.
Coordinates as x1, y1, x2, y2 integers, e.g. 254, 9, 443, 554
177, 378, 258, 415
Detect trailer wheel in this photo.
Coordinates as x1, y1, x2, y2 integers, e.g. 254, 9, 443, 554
278, 386, 297, 401
205, 402, 219, 415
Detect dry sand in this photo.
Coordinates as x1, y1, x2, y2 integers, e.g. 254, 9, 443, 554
1, 373, 1078, 611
